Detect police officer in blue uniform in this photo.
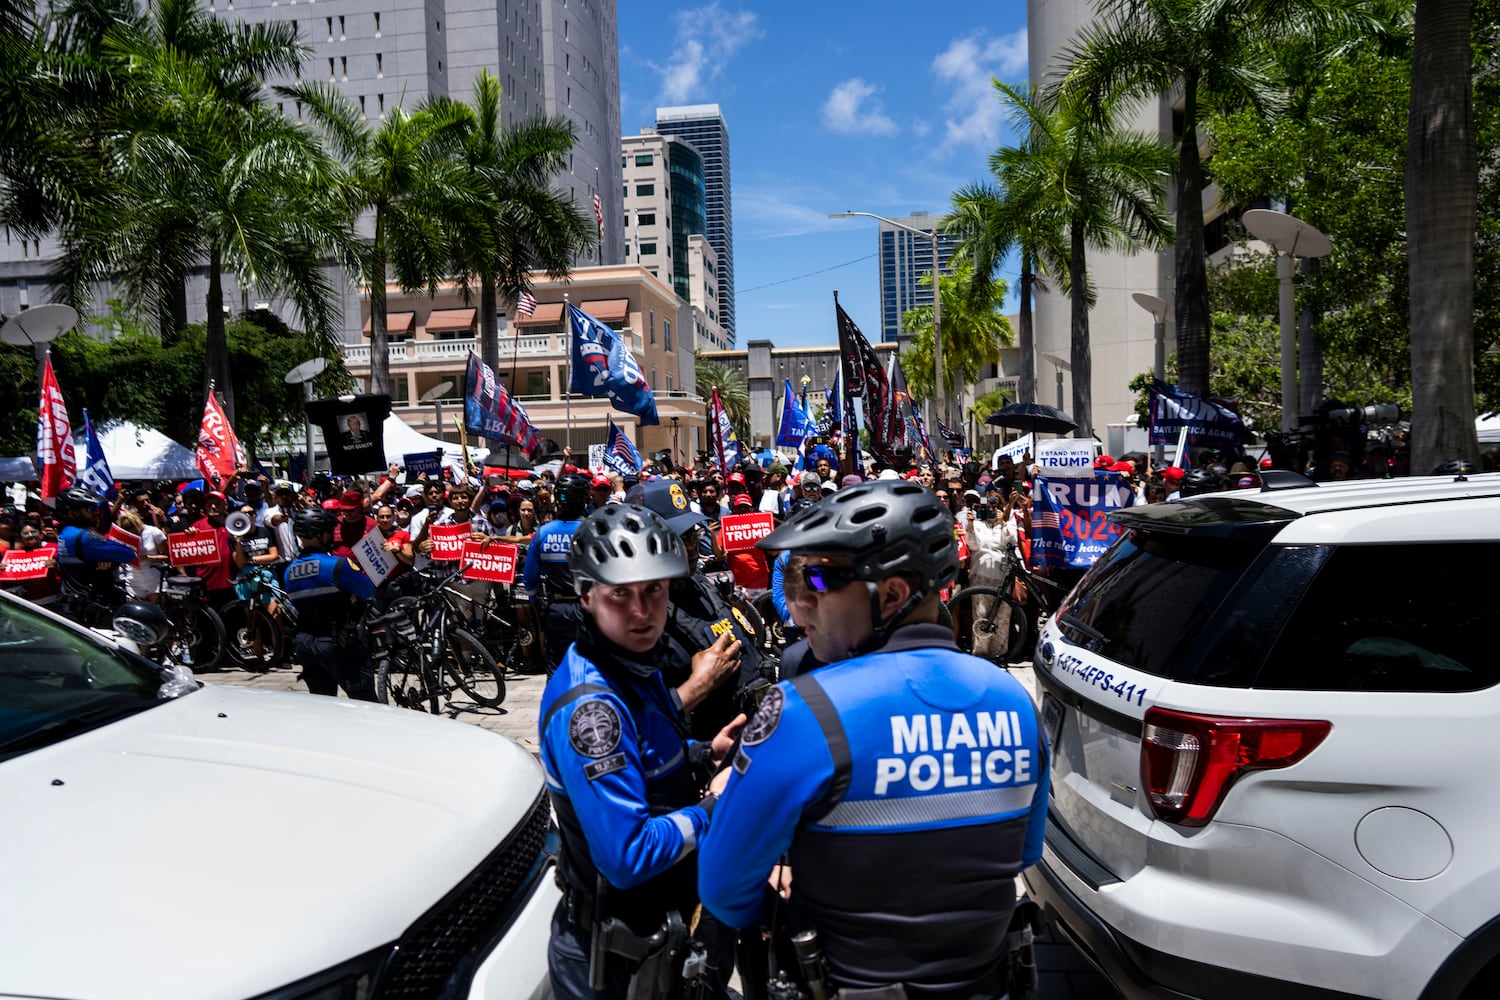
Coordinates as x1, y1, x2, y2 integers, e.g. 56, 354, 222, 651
524, 472, 591, 674
540, 504, 743, 1000
626, 478, 772, 741
283, 508, 378, 700
699, 481, 1050, 999
55, 486, 136, 612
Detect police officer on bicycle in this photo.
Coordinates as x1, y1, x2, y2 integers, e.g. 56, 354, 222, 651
524, 472, 591, 673
540, 504, 744, 1000
283, 508, 378, 700
699, 480, 1050, 1000
55, 486, 136, 612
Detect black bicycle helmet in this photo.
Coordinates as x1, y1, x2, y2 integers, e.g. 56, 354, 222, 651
787, 496, 819, 516
556, 472, 592, 518
569, 504, 690, 595
1431, 458, 1478, 477
56, 485, 106, 513
292, 508, 336, 538
113, 601, 169, 646
1178, 468, 1223, 497
757, 480, 958, 594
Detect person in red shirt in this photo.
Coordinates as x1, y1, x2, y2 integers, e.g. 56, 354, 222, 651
373, 503, 413, 579
192, 491, 235, 609
720, 493, 770, 590
332, 489, 376, 558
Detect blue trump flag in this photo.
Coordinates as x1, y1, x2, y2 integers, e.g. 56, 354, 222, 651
1029, 473, 1137, 570
1148, 378, 1247, 451
78, 410, 117, 499
605, 420, 644, 476
775, 379, 816, 447
569, 304, 659, 425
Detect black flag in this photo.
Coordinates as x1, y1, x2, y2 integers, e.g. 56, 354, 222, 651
836, 301, 903, 465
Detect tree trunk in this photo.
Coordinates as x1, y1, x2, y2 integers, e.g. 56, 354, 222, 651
1408, 0, 1479, 473
1298, 256, 1322, 417
158, 271, 188, 344
204, 245, 235, 426
369, 223, 390, 396
1018, 256, 1036, 404
1174, 76, 1212, 398
1069, 220, 1092, 439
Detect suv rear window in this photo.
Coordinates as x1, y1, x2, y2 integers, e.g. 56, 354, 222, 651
1056, 529, 1271, 678
1257, 542, 1500, 692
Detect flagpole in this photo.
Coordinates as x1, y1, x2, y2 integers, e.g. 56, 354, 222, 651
563, 293, 572, 454
595, 167, 602, 267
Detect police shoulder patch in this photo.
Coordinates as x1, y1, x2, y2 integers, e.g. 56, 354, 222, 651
742, 686, 784, 746
569, 698, 623, 758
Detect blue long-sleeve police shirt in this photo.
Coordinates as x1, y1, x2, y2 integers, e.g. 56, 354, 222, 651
522, 518, 581, 597
57, 525, 136, 566
699, 623, 1049, 991
540, 634, 710, 925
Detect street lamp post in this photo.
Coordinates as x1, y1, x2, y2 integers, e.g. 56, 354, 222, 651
830, 211, 945, 432
1131, 292, 1170, 466
1241, 210, 1332, 433
420, 381, 455, 444
283, 357, 329, 480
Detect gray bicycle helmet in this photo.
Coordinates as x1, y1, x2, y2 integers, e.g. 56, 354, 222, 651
756, 480, 959, 593
112, 601, 169, 645
569, 503, 690, 595
292, 508, 336, 538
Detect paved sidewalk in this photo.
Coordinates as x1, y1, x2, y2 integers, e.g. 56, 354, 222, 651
207, 660, 1121, 999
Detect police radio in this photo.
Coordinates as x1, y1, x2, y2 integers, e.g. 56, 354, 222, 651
226, 511, 254, 537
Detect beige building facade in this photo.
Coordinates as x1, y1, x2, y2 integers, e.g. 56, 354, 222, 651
343, 264, 705, 464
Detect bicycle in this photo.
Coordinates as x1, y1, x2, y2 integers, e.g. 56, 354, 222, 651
155, 574, 227, 670
372, 566, 504, 711
947, 556, 1067, 667
439, 579, 546, 677
220, 567, 298, 671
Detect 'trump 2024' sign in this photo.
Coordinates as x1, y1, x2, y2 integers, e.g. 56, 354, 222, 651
1030, 474, 1137, 569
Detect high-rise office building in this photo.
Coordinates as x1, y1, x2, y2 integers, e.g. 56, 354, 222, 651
0, 0, 625, 330
877, 212, 959, 347
654, 104, 735, 342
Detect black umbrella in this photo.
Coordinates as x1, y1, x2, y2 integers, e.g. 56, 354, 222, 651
984, 402, 1079, 436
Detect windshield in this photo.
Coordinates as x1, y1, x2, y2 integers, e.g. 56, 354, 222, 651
0, 599, 172, 761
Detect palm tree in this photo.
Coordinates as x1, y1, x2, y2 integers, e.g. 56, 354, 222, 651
991, 82, 1174, 437
1407, 0, 1480, 470
945, 161, 1069, 406
439, 70, 595, 428
55, 0, 349, 424
898, 264, 1014, 407
1059, 0, 1378, 399
284, 82, 482, 396
695, 352, 750, 442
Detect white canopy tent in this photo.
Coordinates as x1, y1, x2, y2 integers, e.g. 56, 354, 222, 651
381, 415, 468, 479
75, 420, 199, 481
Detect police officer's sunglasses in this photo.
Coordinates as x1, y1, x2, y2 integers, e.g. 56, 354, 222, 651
801, 564, 860, 593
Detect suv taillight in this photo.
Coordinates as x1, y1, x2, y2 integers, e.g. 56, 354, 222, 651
1141, 708, 1331, 827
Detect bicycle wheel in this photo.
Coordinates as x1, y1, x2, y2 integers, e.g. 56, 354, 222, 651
376, 645, 428, 710
222, 603, 283, 671
947, 586, 1028, 666
165, 604, 226, 671
443, 627, 505, 707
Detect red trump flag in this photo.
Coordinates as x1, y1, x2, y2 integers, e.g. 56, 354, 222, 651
196, 391, 245, 484
36, 357, 75, 498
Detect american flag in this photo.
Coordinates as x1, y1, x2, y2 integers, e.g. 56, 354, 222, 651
1032, 509, 1061, 530
516, 291, 537, 317
605, 420, 643, 475
593, 193, 604, 238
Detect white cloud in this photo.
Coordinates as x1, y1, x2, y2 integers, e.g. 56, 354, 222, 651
821, 78, 899, 137
736, 186, 848, 240
650, 4, 763, 104
930, 28, 1029, 152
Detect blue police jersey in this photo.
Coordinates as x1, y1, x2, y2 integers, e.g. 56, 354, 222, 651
283, 552, 376, 635
699, 624, 1049, 991
522, 518, 581, 596
57, 525, 136, 566
540, 640, 709, 925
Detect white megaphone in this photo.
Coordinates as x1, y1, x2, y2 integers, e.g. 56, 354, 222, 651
225, 511, 254, 537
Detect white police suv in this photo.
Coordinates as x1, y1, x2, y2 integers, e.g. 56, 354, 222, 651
1025, 471, 1500, 1000
0, 590, 558, 1000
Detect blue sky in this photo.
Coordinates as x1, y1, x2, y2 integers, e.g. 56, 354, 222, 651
617, 2, 1030, 349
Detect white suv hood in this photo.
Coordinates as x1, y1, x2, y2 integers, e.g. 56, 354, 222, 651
0, 684, 545, 1000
